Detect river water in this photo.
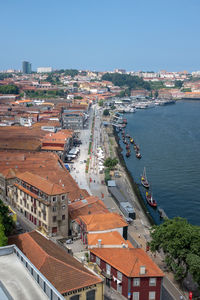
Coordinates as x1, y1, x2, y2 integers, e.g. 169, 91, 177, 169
118, 100, 200, 225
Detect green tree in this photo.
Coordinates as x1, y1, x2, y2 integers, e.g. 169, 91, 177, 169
150, 217, 200, 283
104, 157, 118, 168
154, 90, 159, 98
0, 85, 19, 94
103, 109, 110, 116
98, 100, 103, 107
102, 73, 151, 91
175, 80, 183, 89
0, 219, 7, 246
0, 200, 14, 236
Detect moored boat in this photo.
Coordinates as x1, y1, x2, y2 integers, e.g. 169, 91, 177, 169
141, 167, 149, 188
126, 150, 131, 157
136, 152, 142, 159
146, 191, 157, 208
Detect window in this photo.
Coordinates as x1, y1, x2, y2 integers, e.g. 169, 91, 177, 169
133, 278, 140, 286
149, 278, 156, 286
133, 292, 140, 300
52, 206, 57, 212
53, 216, 57, 222
62, 204, 66, 210
149, 291, 156, 300
43, 214, 46, 221
96, 256, 100, 266
52, 197, 57, 202
106, 263, 111, 275
39, 211, 41, 218
70, 296, 80, 300
62, 215, 65, 220
61, 195, 65, 201
86, 290, 95, 300
117, 271, 122, 281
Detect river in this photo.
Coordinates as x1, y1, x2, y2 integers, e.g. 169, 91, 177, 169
118, 100, 200, 225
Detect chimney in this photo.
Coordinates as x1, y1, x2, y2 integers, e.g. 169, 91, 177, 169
98, 239, 102, 248
140, 266, 146, 275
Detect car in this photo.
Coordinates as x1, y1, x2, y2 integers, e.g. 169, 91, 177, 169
16, 221, 23, 231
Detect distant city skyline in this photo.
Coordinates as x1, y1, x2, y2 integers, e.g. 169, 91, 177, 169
1, 0, 200, 72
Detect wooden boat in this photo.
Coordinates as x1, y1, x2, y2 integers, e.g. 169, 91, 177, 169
141, 167, 149, 188
146, 191, 157, 208
136, 152, 142, 159
126, 150, 131, 157
126, 144, 130, 150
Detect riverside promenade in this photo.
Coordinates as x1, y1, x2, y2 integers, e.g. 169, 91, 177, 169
70, 104, 188, 300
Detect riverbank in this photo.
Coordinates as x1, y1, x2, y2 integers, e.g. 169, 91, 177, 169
112, 126, 155, 226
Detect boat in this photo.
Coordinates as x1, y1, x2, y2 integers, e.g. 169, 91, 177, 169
146, 191, 157, 208
141, 167, 149, 188
136, 152, 142, 159
130, 138, 134, 144
126, 150, 131, 157
126, 144, 130, 150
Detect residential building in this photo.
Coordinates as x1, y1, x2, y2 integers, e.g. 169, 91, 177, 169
68, 196, 109, 235
8, 231, 104, 300
0, 244, 63, 300
62, 112, 85, 130
22, 61, 32, 74
37, 67, 53, 73
41, 129, 74, 160
0, 151, 89, 204
90, 248, 164, 300
76, 212, 128, 244
87, 231, 134, 249
7, 171, 68, 237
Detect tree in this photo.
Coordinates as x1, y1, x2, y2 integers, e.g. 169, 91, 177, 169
0, 200, 14, 236
0, 218, 7, 246
0, 85, 19, 94
101, 73, 151, 91
154, 90, 159, 98
98, 100, 103, 107
103, 109, 110, 116
175, 80, 183, 89
104, 157, 118, 168
150, 217, 200, 283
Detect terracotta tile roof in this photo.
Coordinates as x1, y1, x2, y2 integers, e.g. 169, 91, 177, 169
87, 231, 134, 248
8, 231, 102, 294
41, 146, 64, 151
68, 196, 109, 220
0, 151, 89, 202
90, 248, 164, 278
17, 171, 66, 195
79, 213, 128, 231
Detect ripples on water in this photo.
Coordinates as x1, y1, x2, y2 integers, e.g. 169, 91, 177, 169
119, 100, 200, 225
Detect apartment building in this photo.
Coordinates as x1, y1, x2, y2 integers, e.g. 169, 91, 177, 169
90, 248, 164, 300
7, 171, 68, 237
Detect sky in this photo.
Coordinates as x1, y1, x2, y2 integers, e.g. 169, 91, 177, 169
1, 0, 200, 72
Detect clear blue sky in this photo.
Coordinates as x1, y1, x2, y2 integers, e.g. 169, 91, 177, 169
1, 0, 200, 72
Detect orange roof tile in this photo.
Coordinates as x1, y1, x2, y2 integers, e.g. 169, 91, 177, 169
17, 171, 66, 195
68, 196, 109, 220
90, 248, 164, 278
79, 213, 127, 231
8, 231, 102, 294
87, 231, 134, 248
